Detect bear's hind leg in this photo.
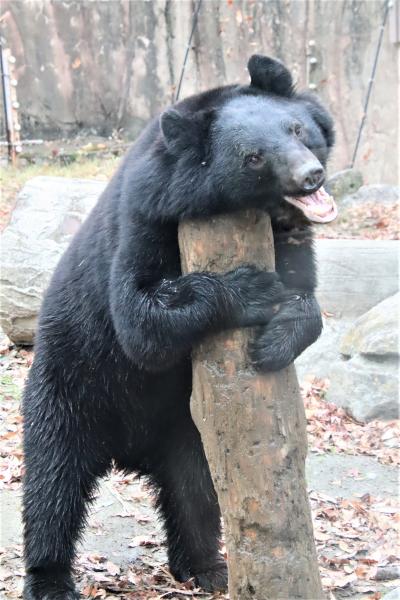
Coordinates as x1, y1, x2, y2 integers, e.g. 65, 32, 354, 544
23, 382, 110, 600
151, 421, 227, 593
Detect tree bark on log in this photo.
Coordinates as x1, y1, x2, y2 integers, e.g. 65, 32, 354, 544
178, 210, 324, 600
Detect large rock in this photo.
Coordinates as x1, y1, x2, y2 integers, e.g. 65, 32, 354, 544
340, 184, 399, 209
383, 589, 400, 600
326, 294, 399, 422
0, 177, 106, 343
315, 239, 399, 318
340, 294, 399, 357
295, 318, 351, 380
327, 169, 363, 201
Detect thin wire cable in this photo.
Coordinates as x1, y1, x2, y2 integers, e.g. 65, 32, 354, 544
174, 0, 203, 103
350, 0, 390, 168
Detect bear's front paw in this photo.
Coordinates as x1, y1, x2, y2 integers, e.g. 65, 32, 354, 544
250, 293, 323, 372
193, 561, 228, 592
223, 265, 285, 327
250, 322, 297, 372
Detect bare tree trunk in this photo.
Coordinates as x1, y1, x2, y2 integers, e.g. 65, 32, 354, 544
178, 210, 324, 600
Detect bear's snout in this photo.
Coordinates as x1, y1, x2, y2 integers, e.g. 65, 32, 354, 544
292, 161, 325, 193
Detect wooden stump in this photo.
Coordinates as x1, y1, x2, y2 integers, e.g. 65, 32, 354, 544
179, 210, 323, 600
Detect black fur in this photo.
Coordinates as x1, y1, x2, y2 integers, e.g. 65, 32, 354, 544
22, 55, 334, 598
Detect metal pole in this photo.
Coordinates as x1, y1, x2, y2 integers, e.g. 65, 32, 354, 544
0, 43, 15, 164
174, 0, 203, 102
350, 0, 390, 169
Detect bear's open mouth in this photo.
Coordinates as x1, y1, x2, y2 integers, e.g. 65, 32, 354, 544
284, 187, 338, 223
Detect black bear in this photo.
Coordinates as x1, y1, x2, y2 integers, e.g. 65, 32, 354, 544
22, 55, 336, 599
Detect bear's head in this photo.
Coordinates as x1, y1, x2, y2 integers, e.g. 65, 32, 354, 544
161, 55, 337, 223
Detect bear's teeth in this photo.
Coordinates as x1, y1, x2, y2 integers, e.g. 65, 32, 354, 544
309, 204, 332, 216
283, 188, 338, 223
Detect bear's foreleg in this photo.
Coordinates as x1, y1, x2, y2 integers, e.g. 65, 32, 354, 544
250, 221, 322, 372
250, 293, 323, 372
110, 233, 284, 372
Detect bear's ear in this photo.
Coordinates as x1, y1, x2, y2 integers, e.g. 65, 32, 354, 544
247, 55, 294, 97
160, 109, 194, 153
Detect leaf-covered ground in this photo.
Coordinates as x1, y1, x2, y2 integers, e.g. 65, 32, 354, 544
315, 203, 399, 241
1, 342, 399, 600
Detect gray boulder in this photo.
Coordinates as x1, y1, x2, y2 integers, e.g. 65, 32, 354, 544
383, 589, 400, 600
340, 293, 399, 357
340, 183, 399, 209
295, 318, 351, 381
326, 294, 399, 422
315, 239, 399, 318
0, 176, 106, 344
326, 169, 363, 201
297, 239, 399, 382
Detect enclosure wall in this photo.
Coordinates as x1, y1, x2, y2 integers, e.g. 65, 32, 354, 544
0, 0, 398, 182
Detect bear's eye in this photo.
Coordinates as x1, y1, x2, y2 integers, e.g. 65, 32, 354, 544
293, 123, 303, 137
245, 154, 264, 168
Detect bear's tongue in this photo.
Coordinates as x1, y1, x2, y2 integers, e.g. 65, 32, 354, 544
284, 187, 338, 223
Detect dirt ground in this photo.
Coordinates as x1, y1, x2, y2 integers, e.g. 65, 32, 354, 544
0, 342, 399, 600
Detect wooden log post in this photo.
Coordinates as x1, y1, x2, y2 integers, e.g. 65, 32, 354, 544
178, 210, 323, 600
